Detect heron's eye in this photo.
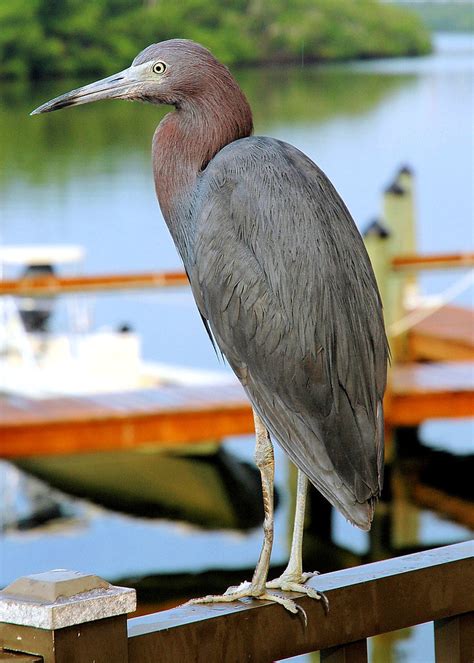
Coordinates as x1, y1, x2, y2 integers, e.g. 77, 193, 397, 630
153, 62, 167, 75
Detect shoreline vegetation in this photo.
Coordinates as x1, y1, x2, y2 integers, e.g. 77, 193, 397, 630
1, 0, 431, 80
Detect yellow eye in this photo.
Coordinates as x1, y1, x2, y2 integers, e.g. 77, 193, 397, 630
153, 61, 166, 75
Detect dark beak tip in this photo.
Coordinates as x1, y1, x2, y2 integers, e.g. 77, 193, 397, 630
30, 99, 73, 116
28, 69, 131, 117
30, 103, 51, 116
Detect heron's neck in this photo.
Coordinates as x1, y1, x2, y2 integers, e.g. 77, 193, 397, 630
152, 86, 253, 253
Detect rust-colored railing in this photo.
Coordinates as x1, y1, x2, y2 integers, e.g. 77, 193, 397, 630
0, 251, 472, 297
0, 270, 189, 296
391, 251, 474, 271
1, 542, 472, 662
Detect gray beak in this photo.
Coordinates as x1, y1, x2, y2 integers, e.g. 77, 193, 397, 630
31, 67, 137, 115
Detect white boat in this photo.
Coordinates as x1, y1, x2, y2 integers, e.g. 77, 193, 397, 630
0, 245, 257, 533
0, 244, 231, 397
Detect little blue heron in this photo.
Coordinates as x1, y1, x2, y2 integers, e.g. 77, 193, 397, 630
32, 39, 389, 614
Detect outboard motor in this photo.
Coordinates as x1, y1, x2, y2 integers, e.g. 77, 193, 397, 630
18, 263, 56, 332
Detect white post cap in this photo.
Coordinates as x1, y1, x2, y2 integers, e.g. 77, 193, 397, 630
0, 569, 136, 630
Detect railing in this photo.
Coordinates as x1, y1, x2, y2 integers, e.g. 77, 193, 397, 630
1, 542, 472, 662
392, 252, 474, 271
0, 252, 473, 297
0, 269, 189, 296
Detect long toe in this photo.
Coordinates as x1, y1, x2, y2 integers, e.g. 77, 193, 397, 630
269, 580, 321, 600
266, 573, 328, 612
266, 570, 318, 590
185, 583, 301, 614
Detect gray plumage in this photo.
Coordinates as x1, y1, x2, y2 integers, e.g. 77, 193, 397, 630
189, 136, 387, 529
31, 39, 389, 533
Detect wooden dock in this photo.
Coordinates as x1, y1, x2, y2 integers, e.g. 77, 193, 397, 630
387, 360, 474, 425
408, 304, 474, 361
0, 383, 252, 458
1, 359, 473, 459
0, 267, 473, 459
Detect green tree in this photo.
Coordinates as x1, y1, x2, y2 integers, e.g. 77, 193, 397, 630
0, 0, 432, 80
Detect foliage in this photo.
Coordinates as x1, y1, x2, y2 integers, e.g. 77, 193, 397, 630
0, 0, 431, 79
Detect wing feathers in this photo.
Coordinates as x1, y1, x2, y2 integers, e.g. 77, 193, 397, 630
191, 136, 389, 529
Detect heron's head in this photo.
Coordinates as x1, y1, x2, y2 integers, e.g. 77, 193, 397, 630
31, 39, 238, 115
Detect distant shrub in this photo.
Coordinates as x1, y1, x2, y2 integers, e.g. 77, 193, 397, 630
0, 0, 432, 79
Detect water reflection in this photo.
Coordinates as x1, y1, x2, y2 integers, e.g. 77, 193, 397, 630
13, 446, 268, 530
0, 67, 409, 189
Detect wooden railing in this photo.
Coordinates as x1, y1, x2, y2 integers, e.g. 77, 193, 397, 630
0, 270, 189, 296
0, 251, 473, 297
392, 251, 474, 271
1, 542, 472, 662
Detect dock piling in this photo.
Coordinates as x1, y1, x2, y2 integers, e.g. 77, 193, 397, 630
380, 165, 419, 360
362, 217, 391, 308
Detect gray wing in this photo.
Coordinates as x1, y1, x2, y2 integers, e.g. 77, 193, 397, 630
189, 137, 389, 530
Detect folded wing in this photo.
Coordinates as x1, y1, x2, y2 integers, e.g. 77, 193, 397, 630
190, 136, 389, 530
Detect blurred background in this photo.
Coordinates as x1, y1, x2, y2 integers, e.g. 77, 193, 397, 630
0, 2, 473, 662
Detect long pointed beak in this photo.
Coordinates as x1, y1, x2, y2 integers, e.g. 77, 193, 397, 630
31, 67, 138, 115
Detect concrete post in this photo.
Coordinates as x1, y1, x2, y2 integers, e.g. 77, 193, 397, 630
0, 570, 136, 663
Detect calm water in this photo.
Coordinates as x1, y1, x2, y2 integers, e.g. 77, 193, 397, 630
0, 33, 473, 662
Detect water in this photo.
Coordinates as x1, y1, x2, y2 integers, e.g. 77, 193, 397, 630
0, 33, 473, 662
1, 34, 472, 369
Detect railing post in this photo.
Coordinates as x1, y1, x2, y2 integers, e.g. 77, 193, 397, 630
320, 639, 368, 662
434, 612, 474, 663
0, 570, 136, 663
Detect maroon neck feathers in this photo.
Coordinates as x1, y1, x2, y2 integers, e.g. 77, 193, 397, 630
152, 68, 253, 222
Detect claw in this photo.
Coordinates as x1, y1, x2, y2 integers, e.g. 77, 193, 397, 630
319, 591, 330, 615
295, 602, 308, 627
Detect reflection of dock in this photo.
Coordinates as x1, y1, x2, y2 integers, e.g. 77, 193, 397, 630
1, 352, 473, 457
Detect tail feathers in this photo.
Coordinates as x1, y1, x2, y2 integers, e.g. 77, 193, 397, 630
245, 380, 383, 532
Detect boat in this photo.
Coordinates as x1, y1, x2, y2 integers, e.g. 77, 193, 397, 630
0, 245, 264, 532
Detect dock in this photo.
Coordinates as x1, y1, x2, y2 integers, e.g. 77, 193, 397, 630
408, 304, 474, 361
0, 358, 473, 458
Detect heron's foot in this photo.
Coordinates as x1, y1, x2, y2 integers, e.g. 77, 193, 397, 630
186, 580, 302, 615
266, 571, 329, 613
